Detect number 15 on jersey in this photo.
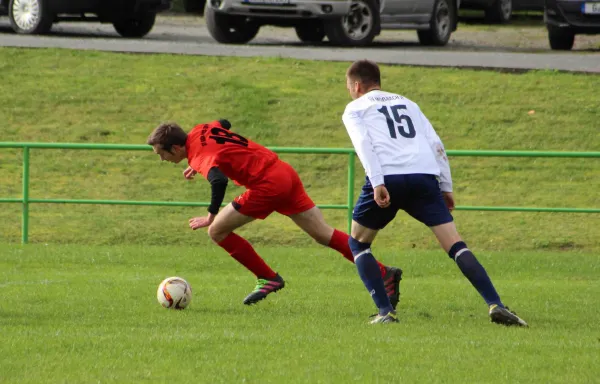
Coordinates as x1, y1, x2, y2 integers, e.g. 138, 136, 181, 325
377, 105, 416, 139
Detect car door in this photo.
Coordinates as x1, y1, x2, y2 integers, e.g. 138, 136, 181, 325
412, 0, 437, 23
380, 0, 419, 23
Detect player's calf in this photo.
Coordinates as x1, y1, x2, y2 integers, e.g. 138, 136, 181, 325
448, 241, 530, 327
328, 229, 390, 277
218, 233, 279, 282
348, 237, 394, 316
448, 241, 503, 308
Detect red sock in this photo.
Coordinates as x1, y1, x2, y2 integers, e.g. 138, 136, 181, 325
328, 229, 387, 277
218, 233, 277, 279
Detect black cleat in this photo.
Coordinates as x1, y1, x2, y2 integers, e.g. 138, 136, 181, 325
383, 266, 403, 310
243, 274, 285, 305
489, 305, 528, 327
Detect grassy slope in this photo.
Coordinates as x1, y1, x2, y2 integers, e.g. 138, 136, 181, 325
0, 48, 598, 251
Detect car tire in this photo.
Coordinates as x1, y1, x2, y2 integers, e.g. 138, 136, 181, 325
324, 0, 380, 46
417, 0, 453, 46
547, 25, 575, 50
113, 12, 157, 38
295, 22, 326, 43
484, 0, 512, 23
205, 4, 260, 44
8, 0, 53, 35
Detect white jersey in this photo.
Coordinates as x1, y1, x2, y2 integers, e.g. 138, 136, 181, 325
342, 90, 453, 192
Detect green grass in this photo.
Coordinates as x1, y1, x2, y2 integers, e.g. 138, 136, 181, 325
0, 47, 598, 252
0, 48, 598, 384
1, 244, 599, 383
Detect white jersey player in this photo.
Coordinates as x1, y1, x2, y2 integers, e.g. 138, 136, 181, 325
343, 89, 453, 195
342, 59, 528, 327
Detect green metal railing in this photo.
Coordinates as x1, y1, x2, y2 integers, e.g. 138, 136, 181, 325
1, 142, 599, 244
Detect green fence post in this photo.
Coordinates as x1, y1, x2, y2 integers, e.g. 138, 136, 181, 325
22, 146, 30, 244
347, 152, 355, 234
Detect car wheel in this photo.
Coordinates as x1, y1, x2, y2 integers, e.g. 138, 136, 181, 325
417, 0, 453, 46
484, 0, 512, 23
205, 5, 260, 44
113, 12, 157, 38
8, 0, 53, 34
547, 25, 575, 50
324, 0, 380, 46
295, 22, 326, 43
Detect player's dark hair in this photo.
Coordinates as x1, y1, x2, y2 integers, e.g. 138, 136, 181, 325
347, 60, 381, 87
147, 122, 188, 152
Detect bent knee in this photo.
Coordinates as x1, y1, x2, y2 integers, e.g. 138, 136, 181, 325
309, 225, 334, 246
207, 225, 228, 243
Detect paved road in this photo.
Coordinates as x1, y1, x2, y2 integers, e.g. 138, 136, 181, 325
0, 17, 599, 73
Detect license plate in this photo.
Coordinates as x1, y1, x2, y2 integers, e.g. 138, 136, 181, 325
582, 2, 600, 14
243, 0, 291, 4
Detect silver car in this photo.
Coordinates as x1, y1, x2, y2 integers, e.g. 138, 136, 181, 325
203, 0, 460, 46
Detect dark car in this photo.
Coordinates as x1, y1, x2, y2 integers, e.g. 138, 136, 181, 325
203, 0, 460, 47
545, 0, 600, 49
0, 0, 171, 37
460, 0, 544, 23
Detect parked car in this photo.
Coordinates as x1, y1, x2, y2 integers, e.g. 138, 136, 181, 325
460, 0, 543, 23
201, 0, 460, 47
0, 0, 172, 37
544, 0, 600, 49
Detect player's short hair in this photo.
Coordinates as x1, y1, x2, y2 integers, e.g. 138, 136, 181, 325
147, 122, 187, 152
347, 60, 381, 87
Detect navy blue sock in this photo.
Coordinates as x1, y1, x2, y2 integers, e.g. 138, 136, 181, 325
449, 241, 503, 307
348, 237, 394, 315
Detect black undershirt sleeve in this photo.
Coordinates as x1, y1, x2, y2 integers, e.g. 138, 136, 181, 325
207, 167, 228, 215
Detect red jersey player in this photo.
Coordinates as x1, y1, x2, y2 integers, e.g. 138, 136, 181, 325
147, 119, 403, 307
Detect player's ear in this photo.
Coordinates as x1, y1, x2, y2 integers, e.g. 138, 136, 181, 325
218, 119, 232, 129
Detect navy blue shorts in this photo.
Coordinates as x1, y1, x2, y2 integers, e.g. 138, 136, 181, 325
352, 174, 453, 230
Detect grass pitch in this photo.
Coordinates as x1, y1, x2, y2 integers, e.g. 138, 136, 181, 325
1, 244, 599, 383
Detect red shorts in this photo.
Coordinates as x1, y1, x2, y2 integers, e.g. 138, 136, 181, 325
232, 161, 315, 219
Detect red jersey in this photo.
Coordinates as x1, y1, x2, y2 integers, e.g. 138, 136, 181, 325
185, 120, 279, 188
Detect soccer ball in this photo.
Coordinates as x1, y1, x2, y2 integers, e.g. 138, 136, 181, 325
156, 277, 192, 310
